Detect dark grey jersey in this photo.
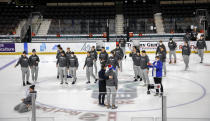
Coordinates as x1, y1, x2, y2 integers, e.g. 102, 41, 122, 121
69, 55, 79, 67
16, 56, 30, 68
140, 55, 150, 69
57, 56, 69, 67
84, 56, 94, 67
29, 55, 40, 66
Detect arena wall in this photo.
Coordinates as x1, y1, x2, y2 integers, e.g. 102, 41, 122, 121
0, 41, 210, 55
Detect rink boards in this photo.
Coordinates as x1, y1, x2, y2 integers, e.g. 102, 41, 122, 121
0, 41, 210, 55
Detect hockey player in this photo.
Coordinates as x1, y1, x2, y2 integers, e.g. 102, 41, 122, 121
14, 85, 37, 113
99, 47, 108, 66
119, 39, 126, 59
29, 49, 40, 82
56, 47, 64, 79
66, 47, 71, 60
196, 35, 207, 63
83, 51, 97, 84
148, 56, 163, 96
56, 51, 69, 84
129, 46, 141, 80
66, 47, 72, 78
106, 51, 120, 76
105, 64, 118, 109
68, 52, 78, 84
156, 40, 166, 55
14, 51, 31, 86
140, 50, 150, 86
168, 38, 177, 64
158, 47, 167, 76
182, 41, 191, 70
98, 65, 108, 106
132, 50, 143, 82
112, 45, 124, 72
90, 46, 98, 76
184, 32, 191, 46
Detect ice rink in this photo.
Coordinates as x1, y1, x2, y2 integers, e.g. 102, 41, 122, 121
0, 53, 210, 121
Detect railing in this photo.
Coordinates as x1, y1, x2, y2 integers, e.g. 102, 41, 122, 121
0, 33, 185, 43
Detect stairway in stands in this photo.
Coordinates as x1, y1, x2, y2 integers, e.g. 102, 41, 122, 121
154, 13, 165, 34
37, 19, 52, 35
115, 14, 124, 34
15, 20, 26, 36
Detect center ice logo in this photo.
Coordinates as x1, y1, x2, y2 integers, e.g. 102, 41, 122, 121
90, 82, 137, 100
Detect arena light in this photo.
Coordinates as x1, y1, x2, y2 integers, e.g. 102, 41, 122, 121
56, 33, 61, 37
12, 31, 16, 35
32, 32, 35, 37
103, 32, 107, 38
129, 32, 134, 37
89, 33, 93, 38
190, 25, 194, 29
150, 26, 154, 30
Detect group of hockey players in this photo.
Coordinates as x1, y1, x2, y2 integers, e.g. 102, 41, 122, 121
14, 49, 40, 86
14, 34, 207, 110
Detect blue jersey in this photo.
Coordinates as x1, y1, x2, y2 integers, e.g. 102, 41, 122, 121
148, 60, 163, 78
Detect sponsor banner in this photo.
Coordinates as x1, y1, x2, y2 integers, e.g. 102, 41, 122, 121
0, 43, 15, 52
127, 41, 197, 52
104, 41, 198, 52
27, 43, 96, 53
0, 41, 210, 55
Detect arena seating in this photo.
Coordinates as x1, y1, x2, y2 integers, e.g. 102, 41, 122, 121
0, 3, 34, 35
0, 2, 210, 35
43, 6, 116, 19
160, 4, 210, 33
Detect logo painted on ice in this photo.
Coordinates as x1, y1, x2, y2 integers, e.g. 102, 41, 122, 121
81, 43, 91, 51
40, 43, 46, 52
90, 82, 137, 100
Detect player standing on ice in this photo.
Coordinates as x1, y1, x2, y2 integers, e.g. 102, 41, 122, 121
196, 35, 207, 63
56, 51, 69, 84
168, 38, 177, 64
98, 65, 108, 106
148, 56, 164, 96
112, 45, 124, 72
83, 51, 97, 84
56, 46, 64, 79
106, 51, 120, 76
156, 40, 166, 56
68, 52, 78, 84
90, 46, 98, 77
105, 64, 118, 109
132, 50, 143, 82
182, 41, 191, 70
66, 47, 72, 78
140, 50, 150, 86
119, 39, 126, 59
15, 51, 31, 86
157, 47, 167, 77
99, 47, 108, 66
130, 46, 141, 80
29, 49, 40, 82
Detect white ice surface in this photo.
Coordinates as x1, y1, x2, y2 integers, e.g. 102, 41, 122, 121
0, 53, 210, 121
